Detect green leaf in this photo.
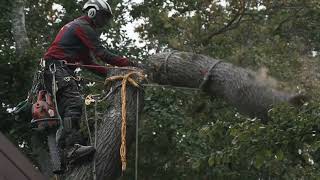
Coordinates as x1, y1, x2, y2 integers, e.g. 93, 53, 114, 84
276, 150, 284, 161
254, 153, 265, 169
208, 156, 215, 167
191, 160, 201, 170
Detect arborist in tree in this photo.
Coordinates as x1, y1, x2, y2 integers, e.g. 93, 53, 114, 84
43, 0, 132, 165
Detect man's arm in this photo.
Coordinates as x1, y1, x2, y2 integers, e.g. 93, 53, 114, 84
82, 59, 108, 76
74, 24, 130, 67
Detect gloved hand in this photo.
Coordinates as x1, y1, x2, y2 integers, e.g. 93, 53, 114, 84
129, 60, 145, 69
109, 56, 130, 67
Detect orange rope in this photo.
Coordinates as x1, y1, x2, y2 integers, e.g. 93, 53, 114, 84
105, 71, 144, 172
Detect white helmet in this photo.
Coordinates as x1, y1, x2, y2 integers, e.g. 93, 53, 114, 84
83, 0, 113, 18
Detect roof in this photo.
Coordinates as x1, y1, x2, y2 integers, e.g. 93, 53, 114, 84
0, 132, 46, 180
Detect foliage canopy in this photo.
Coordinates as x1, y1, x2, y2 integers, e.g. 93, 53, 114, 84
1, 0, 320, 179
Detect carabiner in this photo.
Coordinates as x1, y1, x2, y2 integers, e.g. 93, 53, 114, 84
49, 63, 56, 73
61, 60, 67, 65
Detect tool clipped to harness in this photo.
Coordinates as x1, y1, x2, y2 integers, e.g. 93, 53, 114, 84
49, 63, 64, 144
31, 90, 59, 131
34, 63, 65, 174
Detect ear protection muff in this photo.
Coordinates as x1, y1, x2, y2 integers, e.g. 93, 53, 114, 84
87, 7, 97, 18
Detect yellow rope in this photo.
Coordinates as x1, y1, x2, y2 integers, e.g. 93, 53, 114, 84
105, 71, 145, 172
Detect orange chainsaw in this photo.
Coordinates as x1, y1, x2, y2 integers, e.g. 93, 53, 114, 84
31, 90, 59, 130
31, 90, 64, 174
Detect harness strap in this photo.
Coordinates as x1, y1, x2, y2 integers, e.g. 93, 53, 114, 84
164, 50, 178, 74
199, 60, 222, 90
49, 63, 64, 144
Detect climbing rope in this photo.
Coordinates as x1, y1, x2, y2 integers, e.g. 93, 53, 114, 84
83, 104, 92, 144
142, 83, 199, 91
105, 71, 145, 172
54, 60, 139, 71
135, 91, 139, 180
93, 101, 98, 180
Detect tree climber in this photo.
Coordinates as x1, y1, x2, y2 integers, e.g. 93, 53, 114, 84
43, 0, 132, 165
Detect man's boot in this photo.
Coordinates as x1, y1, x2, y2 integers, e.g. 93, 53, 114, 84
66, 144, 95, 164
63, 117, 95, 165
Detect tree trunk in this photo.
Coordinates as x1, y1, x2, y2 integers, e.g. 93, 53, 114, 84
11, 0, 30, 57
146, 51, 305, 121
11, 0, 50, 177
65, 69, 144, 180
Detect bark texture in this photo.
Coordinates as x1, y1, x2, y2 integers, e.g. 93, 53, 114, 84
65, 69, 144, 180
31, 134, 53, 179
146, 51, 305, 121
11, 0, 30, 57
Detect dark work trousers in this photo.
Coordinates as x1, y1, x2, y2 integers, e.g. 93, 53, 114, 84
44, 60, 84, 149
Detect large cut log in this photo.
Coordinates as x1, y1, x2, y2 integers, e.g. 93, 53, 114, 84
146, 51, 305, 121
65, 68, 144, 180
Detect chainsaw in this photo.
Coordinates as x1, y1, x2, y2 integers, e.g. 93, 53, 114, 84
31, 90, 64, 174
31, 90, 59, 130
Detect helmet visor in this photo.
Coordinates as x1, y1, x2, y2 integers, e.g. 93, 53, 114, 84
96, 10, 113, 27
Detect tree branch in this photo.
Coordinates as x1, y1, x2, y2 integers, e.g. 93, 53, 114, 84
202, 0, 246, 44
273, 7, 304, 34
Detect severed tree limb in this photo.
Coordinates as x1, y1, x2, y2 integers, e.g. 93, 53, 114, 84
146, 51, 306, 121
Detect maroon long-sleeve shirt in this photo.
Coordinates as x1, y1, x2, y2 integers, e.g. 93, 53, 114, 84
44, 16, 129, 74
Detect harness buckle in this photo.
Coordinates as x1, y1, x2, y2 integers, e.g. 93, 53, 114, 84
64, 77, 71, 82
